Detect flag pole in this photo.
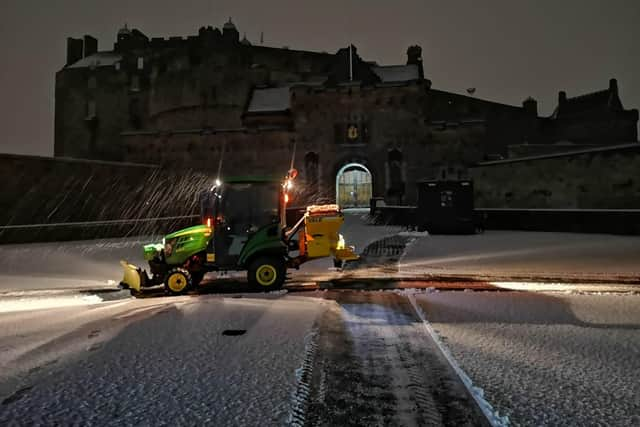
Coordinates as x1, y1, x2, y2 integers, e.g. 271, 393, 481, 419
349, 44, 353, 81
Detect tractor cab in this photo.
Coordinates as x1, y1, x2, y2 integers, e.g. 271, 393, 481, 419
200, 176, 286, 269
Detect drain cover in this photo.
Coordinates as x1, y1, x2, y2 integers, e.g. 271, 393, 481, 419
222, 329, 247, 336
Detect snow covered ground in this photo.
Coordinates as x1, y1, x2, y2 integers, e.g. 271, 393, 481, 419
0, 293, 329, 425
3, 213, 640, 425
401, 230, 640, 281
0, 237, 149, 293
0, 212, 400, 293
415, 291, 640, 426
2, 280, 638, 425
1, 213, 639, 297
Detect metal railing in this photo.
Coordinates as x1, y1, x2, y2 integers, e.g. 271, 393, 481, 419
0, 215, 200, 230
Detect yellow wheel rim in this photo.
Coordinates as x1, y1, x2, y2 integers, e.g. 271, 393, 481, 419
256, 264, 277, 286
168, 273, 188, 293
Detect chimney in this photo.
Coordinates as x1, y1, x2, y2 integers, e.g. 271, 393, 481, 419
609, 78, 618, 95
66, 37, 84, 66
406, 45, 424, 79
558, 91, 567, 105
522, 97, 538, 116
83, 35, 98, 58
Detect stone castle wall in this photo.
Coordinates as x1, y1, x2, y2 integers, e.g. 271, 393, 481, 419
0, 154, 212, 242
54, 40, 334, 162
471, 144, 640, 209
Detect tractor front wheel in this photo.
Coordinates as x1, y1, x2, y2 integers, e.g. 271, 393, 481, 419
165, 268, 193, 295
248, 256, 286, 290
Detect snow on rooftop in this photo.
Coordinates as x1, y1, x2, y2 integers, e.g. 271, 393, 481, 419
372, 64, 420, 83
246, 86, 291, 113
67, 52, 122, 69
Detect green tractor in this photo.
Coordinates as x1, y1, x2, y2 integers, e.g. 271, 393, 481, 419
120, 172, 358, 295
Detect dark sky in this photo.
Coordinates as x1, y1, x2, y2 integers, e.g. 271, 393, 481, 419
1, 0, 638, 156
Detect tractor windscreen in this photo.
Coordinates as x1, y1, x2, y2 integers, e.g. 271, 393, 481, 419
216, 182, 281, 233
200, 190, 217, 227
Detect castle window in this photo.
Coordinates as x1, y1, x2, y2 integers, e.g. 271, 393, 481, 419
137, 57, 144, 70
131, 75, 140, 92
86, 99, 96, 119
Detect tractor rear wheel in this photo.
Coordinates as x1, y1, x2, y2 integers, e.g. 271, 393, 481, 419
164, 268, 193, 295
248, 256, 286, 290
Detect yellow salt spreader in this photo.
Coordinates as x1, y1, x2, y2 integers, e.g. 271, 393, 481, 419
288, 204, 360, 269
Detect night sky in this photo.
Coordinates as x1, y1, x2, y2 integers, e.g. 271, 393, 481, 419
1, 0, 638, 156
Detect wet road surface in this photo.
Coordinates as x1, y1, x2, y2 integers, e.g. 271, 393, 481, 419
301, 291, 487, 426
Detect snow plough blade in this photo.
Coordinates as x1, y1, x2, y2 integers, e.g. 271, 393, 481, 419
119, 260, 146, 292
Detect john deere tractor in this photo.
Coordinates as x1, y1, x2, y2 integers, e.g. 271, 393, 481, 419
120, 172, 358, 295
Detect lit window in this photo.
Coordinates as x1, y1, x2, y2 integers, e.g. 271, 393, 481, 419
137, 57, 144, 70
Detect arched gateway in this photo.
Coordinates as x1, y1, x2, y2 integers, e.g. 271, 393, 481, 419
335, 163, 373, 208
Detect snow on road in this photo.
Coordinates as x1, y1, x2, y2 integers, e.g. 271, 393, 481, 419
3, 214, 640, 426
414, 291, 640, 426
401, 231, 640, 281
0, 237, 150, 293
297, 291, 488, 426
0, 294, 329, 426
2, 213, 639, 295
0, 292, 105, 313
0, 211, 399, 292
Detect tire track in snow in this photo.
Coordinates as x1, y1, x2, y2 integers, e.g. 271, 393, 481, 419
405, 291, 510, 427
303, 292, 486, 426
287, 325, 319, 426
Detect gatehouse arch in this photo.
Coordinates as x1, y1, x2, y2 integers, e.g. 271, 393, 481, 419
335, 163, 373, 208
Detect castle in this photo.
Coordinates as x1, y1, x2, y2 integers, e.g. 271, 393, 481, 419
55, 20, 638, 206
